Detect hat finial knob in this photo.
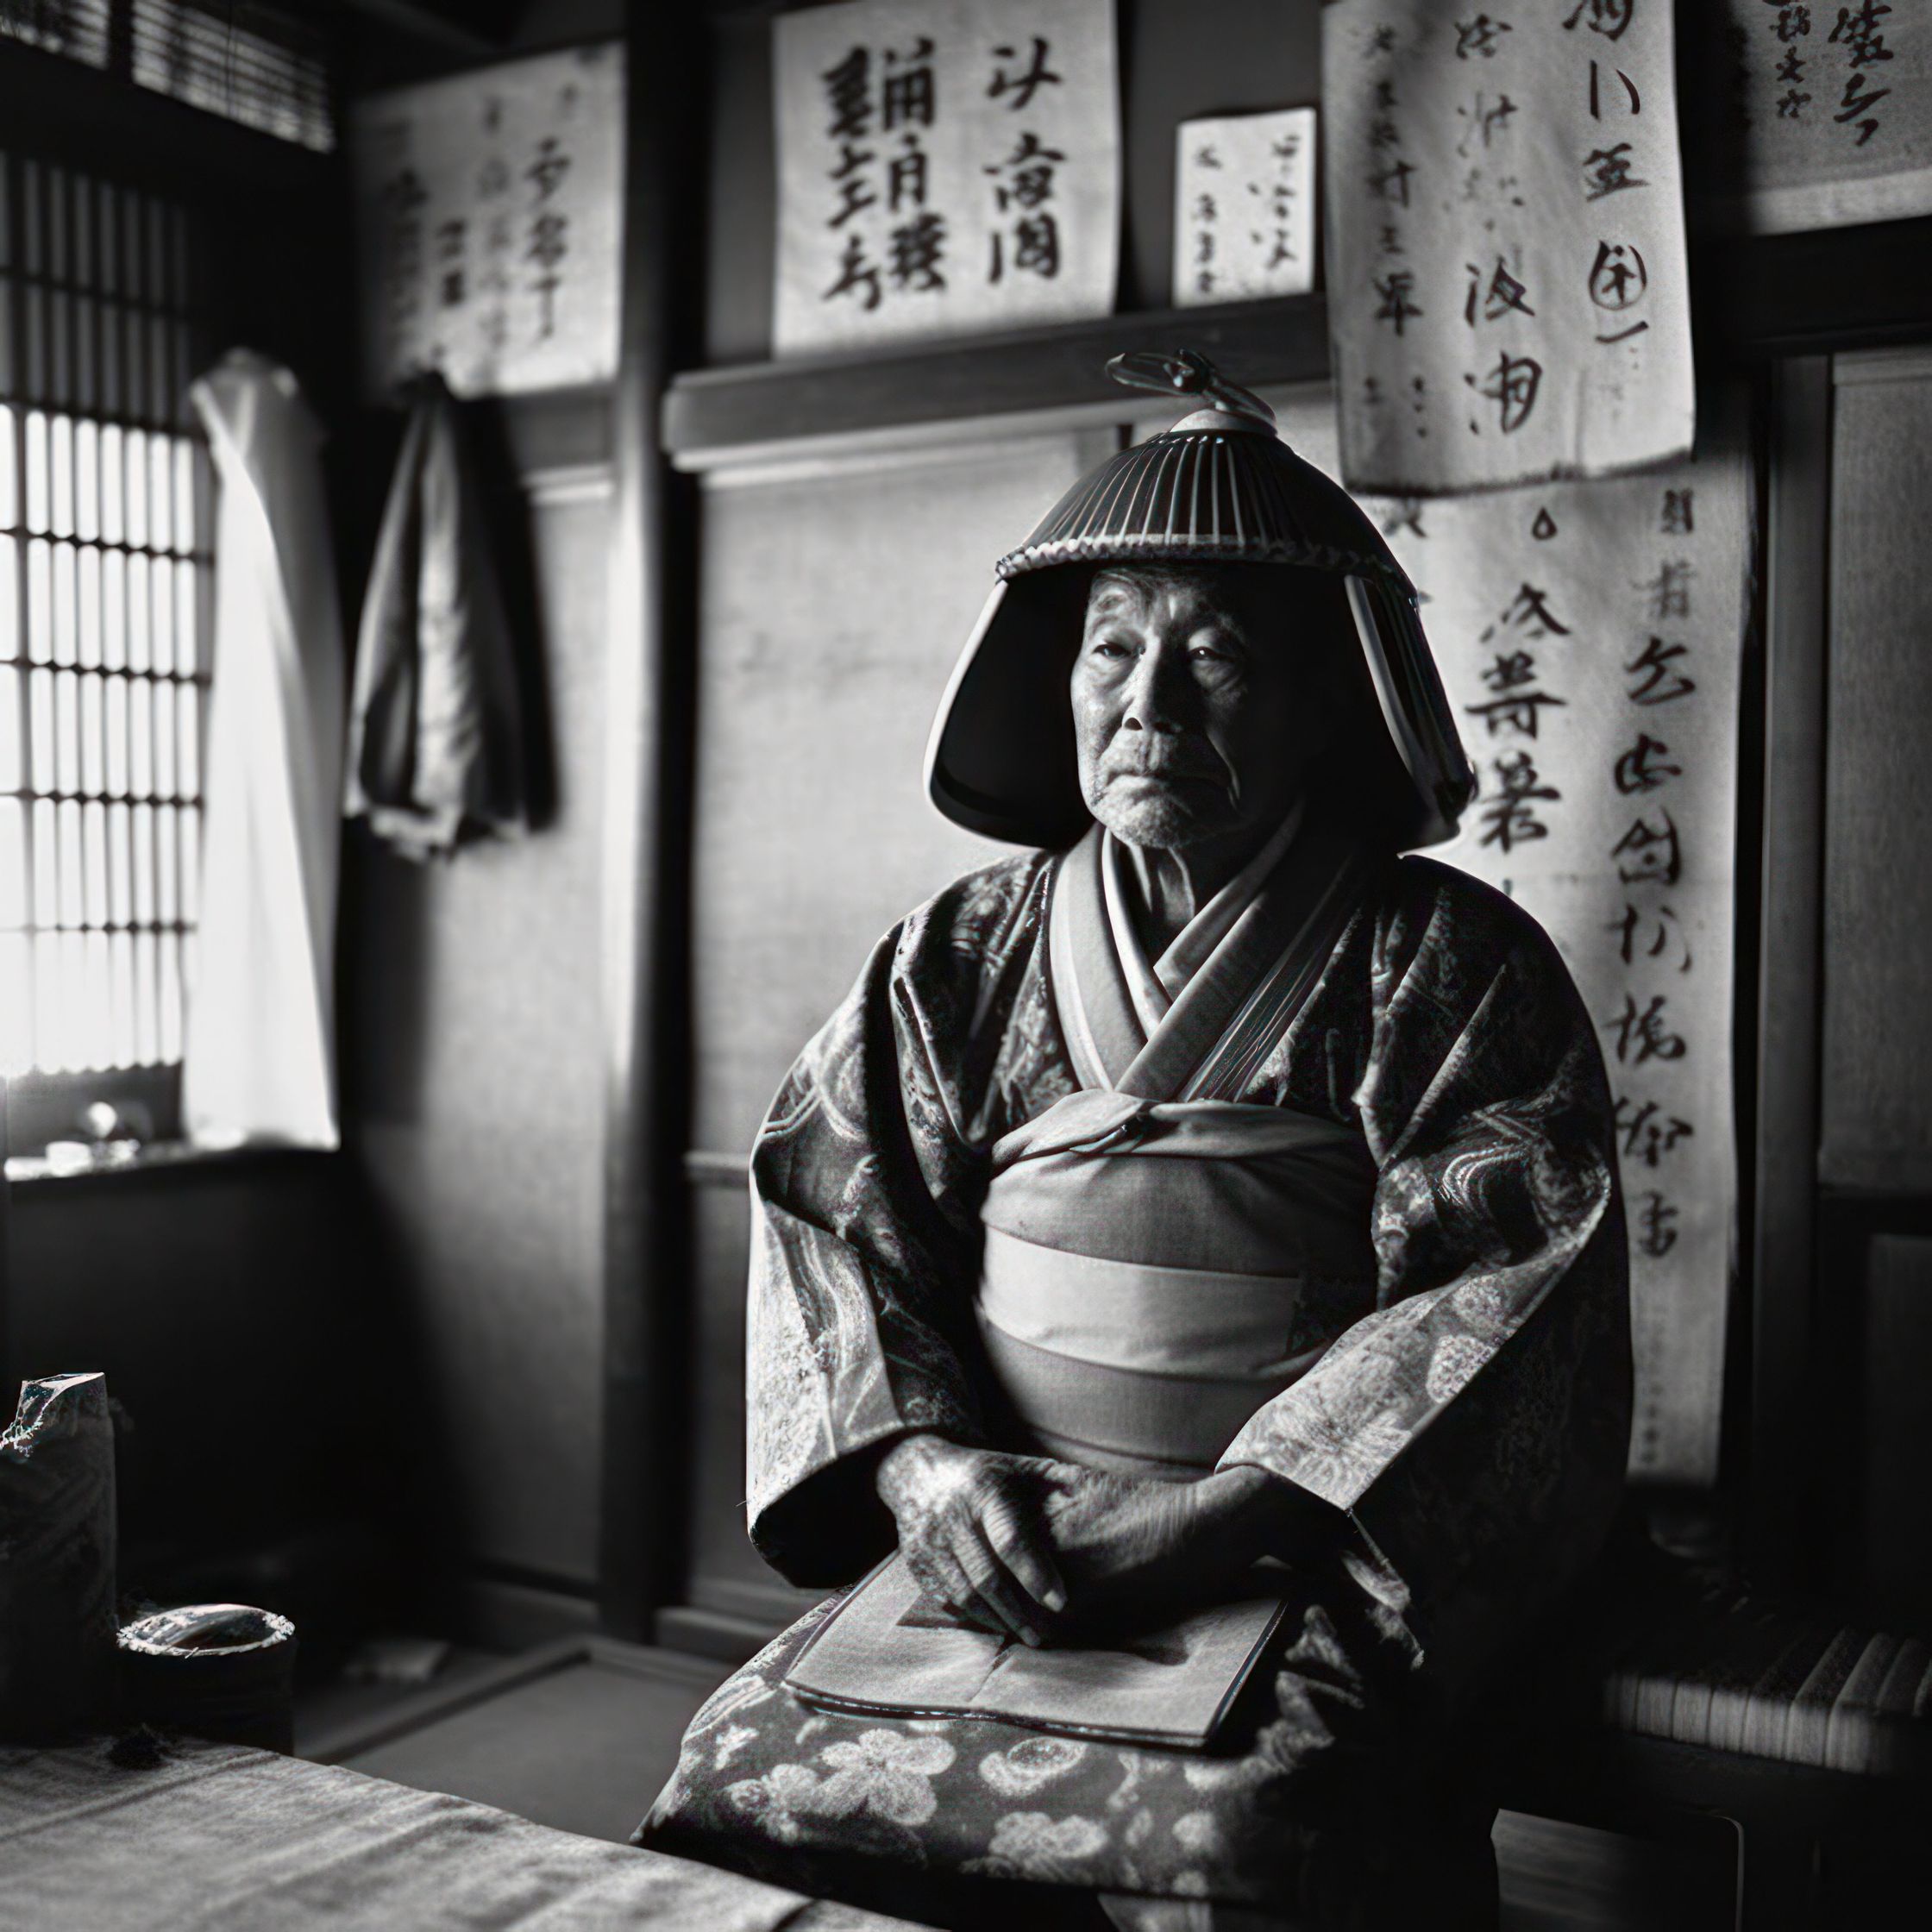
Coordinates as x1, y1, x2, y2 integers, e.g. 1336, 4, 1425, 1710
1105, 348, 1276, 430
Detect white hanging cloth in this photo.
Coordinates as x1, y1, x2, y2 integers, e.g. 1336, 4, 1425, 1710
183, 351, 344, 1149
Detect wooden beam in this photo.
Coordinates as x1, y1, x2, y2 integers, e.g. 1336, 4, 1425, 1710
0, 44, 333, 198
662, 295, 1332, 461
1747, 356, 1833, 1590
597, 7, 705, 1640
1707, 216, 1932, 361
326, 0, 515, 53
662, 221, 1932, 466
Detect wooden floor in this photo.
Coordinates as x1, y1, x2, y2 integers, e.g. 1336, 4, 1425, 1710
299, 1639, 730, 1846
298, 1641, 1736, 1929
1492, 1811, 1734, 1931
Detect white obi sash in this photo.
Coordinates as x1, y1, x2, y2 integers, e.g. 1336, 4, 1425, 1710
977, 819, 1379, 1479
779, 819, 1383, 1745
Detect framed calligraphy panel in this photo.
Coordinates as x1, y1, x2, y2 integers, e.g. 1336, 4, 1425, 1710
1718, 0, 1932, 232
348, 43, 624, 399
772, 0, 1120, 354
1173, 108, 1317, 306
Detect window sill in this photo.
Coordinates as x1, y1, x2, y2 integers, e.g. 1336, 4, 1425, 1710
6, 1136, 336, 1187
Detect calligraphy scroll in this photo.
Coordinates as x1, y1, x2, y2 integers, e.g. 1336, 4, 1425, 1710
349, 44, 624, 399
1174, 109, 1317, 306
1721, 0, 1932, 231
1366, 448, 1747, 1484
1321, 0, 1693, 493
772, 0, 1120, 354
1126, 385, 1744, 1483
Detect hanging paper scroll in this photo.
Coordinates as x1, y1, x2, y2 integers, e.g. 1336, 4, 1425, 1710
1322, 0, 1693, 493
1173, 109, 1317, 306
772, 0, 1120, 354
349, 43, 624, 399
1362, 446, 1747, 1484
1721, 0, 1932, 232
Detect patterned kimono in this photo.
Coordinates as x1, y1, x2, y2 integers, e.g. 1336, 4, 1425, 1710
643, 820, 1630, 1925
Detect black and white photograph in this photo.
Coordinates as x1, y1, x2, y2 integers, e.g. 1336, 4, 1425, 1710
2, 3, 1929, 1927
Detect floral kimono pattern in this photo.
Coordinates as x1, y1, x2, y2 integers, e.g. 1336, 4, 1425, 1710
643, 1577, 1495, 1924
641, 843, 1629, 1920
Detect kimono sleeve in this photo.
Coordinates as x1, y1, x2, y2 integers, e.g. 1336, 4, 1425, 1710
743, 863, 1048, 1588
1218, 867, 1633, 1668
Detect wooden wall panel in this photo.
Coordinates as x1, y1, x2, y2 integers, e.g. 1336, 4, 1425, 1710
687, 431, 1105, 1159
1748, 359, 1832, 1583
1820, 350, 1932, 1194
702, 3, 776, 369
9, 1157, 385, 1564
1860, 1235, 1932, 1615
681, 429, 1108, 1629
684, 1176, 821, 1629
347, 439, 613, 1593
1120, 0, 1318, 310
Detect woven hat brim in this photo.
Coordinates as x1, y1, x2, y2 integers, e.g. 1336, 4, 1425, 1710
925, 580, 1088, 849
995, 429, 1418, 597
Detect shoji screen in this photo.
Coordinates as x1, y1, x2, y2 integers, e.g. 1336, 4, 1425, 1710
0, 154, 212, 1113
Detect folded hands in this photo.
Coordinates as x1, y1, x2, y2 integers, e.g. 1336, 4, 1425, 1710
873, 1432, 1330, 1647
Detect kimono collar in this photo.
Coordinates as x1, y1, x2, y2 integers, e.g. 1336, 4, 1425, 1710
1104, 803, 1308, 1032
1049, 807, 1365, 1101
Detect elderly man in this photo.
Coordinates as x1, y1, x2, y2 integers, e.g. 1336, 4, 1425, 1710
642, 355, 1631, 1932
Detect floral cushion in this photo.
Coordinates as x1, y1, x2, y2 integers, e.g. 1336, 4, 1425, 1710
637, 1584, 1496, 1925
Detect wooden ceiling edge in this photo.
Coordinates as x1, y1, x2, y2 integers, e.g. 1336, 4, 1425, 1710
327, 0, 516, 55
0, 42, 337, 197
661, 295, 1333, 458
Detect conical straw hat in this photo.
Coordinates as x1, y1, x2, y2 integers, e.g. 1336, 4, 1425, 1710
925, 351, 1474, 851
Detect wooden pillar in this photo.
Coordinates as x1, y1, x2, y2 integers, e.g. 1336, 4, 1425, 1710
1746, 356, 1832, 1587
599, 6, 706, 1640
0, 1076, 10, 1397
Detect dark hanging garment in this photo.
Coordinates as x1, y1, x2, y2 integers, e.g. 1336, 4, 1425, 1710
347, 374, 528, 861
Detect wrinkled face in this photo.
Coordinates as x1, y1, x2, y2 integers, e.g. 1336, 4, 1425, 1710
1070, 564, 1325, 850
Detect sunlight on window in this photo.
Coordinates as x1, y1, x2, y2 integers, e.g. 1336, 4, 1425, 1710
131, 0, 336, 154
0, 163, 210, 1082
0, 2, 110, 69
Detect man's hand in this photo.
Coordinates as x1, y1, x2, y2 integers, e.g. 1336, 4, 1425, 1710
1038, 1462, 1333, 1619
874, 1434, 1067, 1646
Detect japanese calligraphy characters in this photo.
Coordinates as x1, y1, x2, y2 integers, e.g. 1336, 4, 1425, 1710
1322, 1, 1692, 492
1174, 109, 1317, 306
349, 45, 623, 399
1718, 0, 1932, 230
1365, 442, 1747, 1484
774, 0, 1120, 353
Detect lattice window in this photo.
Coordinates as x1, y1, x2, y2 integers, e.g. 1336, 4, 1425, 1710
0, 2, 111, 68
0, 2, 334, 153
0, 152, 213, 1129
130, 2, 335, 153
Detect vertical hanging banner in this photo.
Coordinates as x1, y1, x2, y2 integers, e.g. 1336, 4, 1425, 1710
1721, 0, 1932, 231
1322, 0, 1693, 493
1363, 442, 1747, 1484
1173, 108, 1318, 306
349, 43, 624, 399
772, 0, 1120, 354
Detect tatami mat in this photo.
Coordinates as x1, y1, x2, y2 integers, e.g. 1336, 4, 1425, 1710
327, 1643, 729, 1844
